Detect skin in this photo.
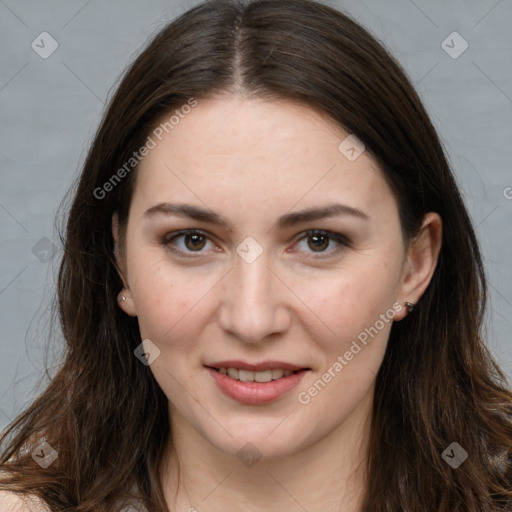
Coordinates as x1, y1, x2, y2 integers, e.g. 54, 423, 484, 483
113, 95, 442, 512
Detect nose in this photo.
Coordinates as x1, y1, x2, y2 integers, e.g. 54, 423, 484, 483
218, 250, 291, 344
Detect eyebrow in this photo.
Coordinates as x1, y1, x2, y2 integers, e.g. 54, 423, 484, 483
143, 202, 369, 229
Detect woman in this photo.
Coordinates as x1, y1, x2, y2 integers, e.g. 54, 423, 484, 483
1, 0, 511, 510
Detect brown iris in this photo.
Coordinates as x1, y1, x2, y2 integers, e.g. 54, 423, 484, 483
307, 233, 329, 252
184, 233, 207, 251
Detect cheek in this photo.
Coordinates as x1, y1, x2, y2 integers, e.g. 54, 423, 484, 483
290, 256, 401, 413
294, 266, 396, 414
128, 249, 218, 342
293, 256, 401, 348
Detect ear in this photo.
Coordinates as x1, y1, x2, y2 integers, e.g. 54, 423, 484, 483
112, 212, 137, 317
394, 212, 442, 321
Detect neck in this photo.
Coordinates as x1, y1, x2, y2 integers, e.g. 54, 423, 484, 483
161, 386, 373, 512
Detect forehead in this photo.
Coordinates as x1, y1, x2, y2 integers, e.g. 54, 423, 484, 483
132, 96, 395, 220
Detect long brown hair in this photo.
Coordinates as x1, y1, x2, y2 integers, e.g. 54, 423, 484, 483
1, 0, 511, 510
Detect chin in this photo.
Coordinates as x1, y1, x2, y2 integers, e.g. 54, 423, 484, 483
200, 416, 313, 461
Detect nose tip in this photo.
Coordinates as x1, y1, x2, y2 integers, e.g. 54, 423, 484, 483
218, 254, 290, 343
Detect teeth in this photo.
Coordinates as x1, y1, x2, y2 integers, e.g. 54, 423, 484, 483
255, 370, 272, 382
216, 367, 296, 382
238, 369, 254, 382
272, 369, 284, 379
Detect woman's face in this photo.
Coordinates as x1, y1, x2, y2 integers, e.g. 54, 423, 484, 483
114, 96, 433, 459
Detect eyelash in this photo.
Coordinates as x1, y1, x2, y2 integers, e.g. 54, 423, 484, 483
161, 229, 351, 259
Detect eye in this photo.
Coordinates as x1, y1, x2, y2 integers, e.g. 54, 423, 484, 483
162, 230, 217, 257
292, 229, 350, 256
162, 229, 351, 259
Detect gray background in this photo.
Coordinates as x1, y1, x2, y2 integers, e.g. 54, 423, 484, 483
0, 0, 511, 432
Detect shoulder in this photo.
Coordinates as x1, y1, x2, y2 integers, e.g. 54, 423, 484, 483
0, 490, 51, 512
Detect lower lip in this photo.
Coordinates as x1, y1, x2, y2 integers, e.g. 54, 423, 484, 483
206, 367, 309, 405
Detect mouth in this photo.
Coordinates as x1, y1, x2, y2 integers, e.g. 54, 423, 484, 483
205, 364, 311, 405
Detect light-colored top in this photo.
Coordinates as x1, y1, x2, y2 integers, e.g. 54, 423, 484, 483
0, 490, 51, 512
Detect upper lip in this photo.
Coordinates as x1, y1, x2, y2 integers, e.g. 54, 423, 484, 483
206, 360, 310, 372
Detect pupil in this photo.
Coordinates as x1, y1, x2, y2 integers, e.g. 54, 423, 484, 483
185, 234, 206, 251
308, 234, 328, 252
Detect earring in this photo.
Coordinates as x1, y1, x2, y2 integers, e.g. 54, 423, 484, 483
404, 301, 416, 313
122, 296, 126, 301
